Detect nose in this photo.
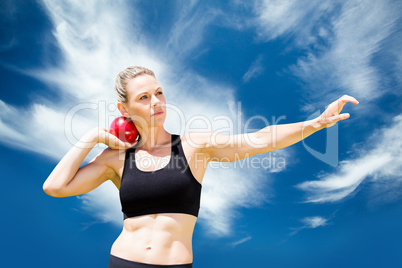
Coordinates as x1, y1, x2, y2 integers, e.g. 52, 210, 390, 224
151, 94, 161, 107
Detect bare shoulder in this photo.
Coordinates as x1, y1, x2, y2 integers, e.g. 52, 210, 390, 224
180, 131, 212, 150
180, 131, 215, 161
89, 146, 127, 188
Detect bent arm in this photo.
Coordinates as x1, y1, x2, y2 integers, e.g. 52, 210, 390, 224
43, 128, 114, 197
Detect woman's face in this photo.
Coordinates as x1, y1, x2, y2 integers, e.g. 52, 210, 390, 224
120, 74, 167, 130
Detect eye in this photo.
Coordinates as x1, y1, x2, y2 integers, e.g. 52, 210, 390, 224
157, 91, 163, 95
140, 95, 147, 100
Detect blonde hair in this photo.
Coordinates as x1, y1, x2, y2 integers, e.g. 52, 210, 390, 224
114, 66, 156, 103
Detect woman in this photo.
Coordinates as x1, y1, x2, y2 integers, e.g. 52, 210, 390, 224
43, 66, 359, 267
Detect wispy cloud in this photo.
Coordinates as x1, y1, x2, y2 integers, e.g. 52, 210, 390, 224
242, 54, 264, 83
289, 216, 329, 236
198, 165, 269, 237
296, 114, 402, 204
252, 0, 402, 113
291, 0, 401, 109
253, 0, 332, 44
167, 0, 218, 57
229, 235, 252, 248
249, 0, 402, 205
74, 180, 122, 229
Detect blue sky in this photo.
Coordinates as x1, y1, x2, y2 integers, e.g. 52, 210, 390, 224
1, 0, 402, 267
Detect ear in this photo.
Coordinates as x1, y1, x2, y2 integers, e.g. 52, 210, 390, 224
117, 102, 130, 118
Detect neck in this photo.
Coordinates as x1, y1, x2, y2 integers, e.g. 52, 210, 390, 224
136, 126, 171, 151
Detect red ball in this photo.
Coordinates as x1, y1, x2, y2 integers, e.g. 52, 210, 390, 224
109, 116, 138, 143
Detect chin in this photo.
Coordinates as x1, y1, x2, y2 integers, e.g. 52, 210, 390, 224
150, 118, 165, 127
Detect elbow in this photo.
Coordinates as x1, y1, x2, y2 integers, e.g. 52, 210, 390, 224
43, 181, 63, 197
43, 185, 57, 197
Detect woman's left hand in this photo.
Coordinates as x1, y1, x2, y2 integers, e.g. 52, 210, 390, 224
316, 95, 359, 129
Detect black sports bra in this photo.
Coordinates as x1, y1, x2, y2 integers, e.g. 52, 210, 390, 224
119, 134, 202, 220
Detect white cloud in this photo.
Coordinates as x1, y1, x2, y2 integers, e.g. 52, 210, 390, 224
296, 114, 402, 204
289, 216, 329, 236
198, 164, 269, 237
292, 0, 400, 108
0, 100, 26, 145
253, 0, 333, 45
242, 54, 264, 83
74, 180, 122, 229
250, 0, 402, 207
0, 0, 282, 237
252, 0, 402, 114
167, 0, 218, 57
302, 216, 328, 228
229, 235, 252, 248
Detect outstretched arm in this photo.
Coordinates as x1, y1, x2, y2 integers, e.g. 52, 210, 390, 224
194, 95, 359, 162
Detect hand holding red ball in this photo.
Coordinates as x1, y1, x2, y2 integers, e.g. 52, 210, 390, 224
109, 116, 139, 143
95, 116, 139, 149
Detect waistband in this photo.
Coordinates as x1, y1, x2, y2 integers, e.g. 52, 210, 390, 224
108, 254, 193, 268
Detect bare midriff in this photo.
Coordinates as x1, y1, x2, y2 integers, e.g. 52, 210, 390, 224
110, 213, 197, 265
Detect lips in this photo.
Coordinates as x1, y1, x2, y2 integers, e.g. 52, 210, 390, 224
152, 110, 164, 116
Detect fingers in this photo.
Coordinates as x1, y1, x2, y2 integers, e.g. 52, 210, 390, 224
109, 134, 138, 149
123, 140, 138, 149
104, 133, 124, 149
339, 94, 359, 105
115, 136, 138, 149
329, 113, 350, 124
328, 95, 359, 114
321, 95, 357, 128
